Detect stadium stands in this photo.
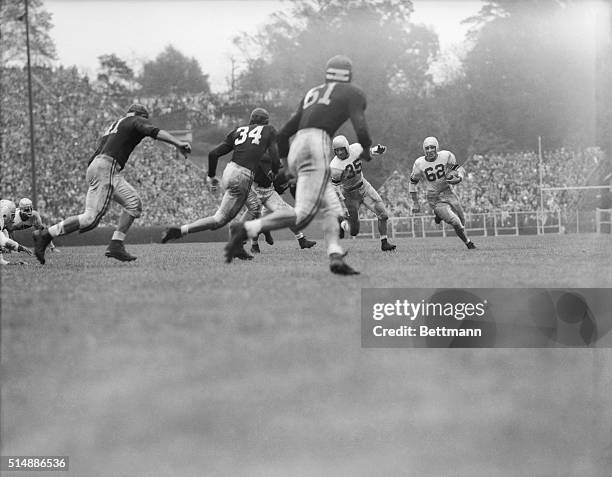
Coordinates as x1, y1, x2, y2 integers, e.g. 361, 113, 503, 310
1, 66, 608, 228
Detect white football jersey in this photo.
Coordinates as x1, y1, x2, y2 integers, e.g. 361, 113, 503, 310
330, 143, 366, 190
409, 150, 458, 196
12, 209, 43, 230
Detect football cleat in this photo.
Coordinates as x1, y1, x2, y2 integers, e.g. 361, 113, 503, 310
161, 226, 183, 243
250, 242, 261, 254
225, 222, 248, 263
105, 240, 137, 261
466, 241, 477, 250
32, 228, 52, 264
329, 253, 360, 275
264, 231, 274, 245
381, 239, 396, 252
298, 237, 317, 249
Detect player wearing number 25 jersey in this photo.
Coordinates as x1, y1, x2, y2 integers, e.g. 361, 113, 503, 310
409, 136, 476, 250
161, 108, 277, 260
33, 104, 192, 264
330, 136, 395, 251
226, 55, 373, 275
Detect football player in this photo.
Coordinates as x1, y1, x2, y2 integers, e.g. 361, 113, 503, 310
161, 108, 277, 261
0, 199, 33, 264
225, 55, 373, 275
8, 198, 57, 252
409, 136, 476, 249
241, 154, 316, 254
32, 104, 192, 264
330, 135, 396, 251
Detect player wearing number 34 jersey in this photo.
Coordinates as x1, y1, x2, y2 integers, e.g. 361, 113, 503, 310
161, 108, 278, 261
409, 136, 476, 250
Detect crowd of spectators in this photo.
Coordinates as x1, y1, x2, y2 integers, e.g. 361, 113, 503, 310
2, 65, 609, 229
374, 148, 608, 220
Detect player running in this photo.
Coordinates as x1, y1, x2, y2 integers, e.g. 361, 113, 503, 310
409, 136, 476, 250
161, 108, 277, 261
330, 135, 396, 251
241, 153, 316, 254
32, 104, 192, 264
1, 199, 33, 265
225, 55, 373, 275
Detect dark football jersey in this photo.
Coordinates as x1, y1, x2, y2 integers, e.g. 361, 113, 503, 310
209, 123, 278, 175
90, 115, 160, 169
278, 81, 371, 157
253, 152, 280, 187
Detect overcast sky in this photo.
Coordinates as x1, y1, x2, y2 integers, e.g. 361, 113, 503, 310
45, 0, 483, 92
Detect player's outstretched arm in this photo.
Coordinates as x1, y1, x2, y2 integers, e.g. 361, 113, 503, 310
155, 130, 192, 157
0, 233, 32, 256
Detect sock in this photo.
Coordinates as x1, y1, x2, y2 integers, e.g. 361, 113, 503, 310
180, 225, 189, 236
454, 226, 469, 243
327, 243, 343, 256
244, 219, 262, 239
295, 232, 304, 240
380, 235, 388, 241
112, 231, 126, 241
48, 223, 63, 238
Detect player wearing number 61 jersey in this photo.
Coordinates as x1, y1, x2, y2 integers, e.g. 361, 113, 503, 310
330, 135, 395, 251
225, 55, 373, 275
161, 108, 277, 260
409, 136, 476, 249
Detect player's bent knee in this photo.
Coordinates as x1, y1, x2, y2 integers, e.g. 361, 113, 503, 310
211, 211, 228, 229
78, 211, 98, 230
378, 212, 389, 221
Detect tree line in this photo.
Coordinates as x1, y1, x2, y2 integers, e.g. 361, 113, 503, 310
3, 0, 611, 185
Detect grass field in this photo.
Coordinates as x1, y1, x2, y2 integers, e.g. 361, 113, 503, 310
2, 234, 612, 477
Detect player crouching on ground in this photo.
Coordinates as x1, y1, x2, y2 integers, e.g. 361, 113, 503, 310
409, 136, 476, 250
8, 198, 58, 252
330, 135, 396, 251
33, 104, 192, 264
1, 200, 33, 264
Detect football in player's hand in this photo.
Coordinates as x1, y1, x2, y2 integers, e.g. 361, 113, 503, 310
445, 171, 461, 184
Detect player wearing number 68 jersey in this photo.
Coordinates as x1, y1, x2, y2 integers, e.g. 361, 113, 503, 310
330, 135, 396, 251
409, 136, 476, 249
161, 108, 277, 261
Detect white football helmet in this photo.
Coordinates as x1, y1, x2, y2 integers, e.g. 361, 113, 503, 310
332, 135, 350, 160
0, 199, 16, 225
18, 197, 33, 218
423, 136, 439, 161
